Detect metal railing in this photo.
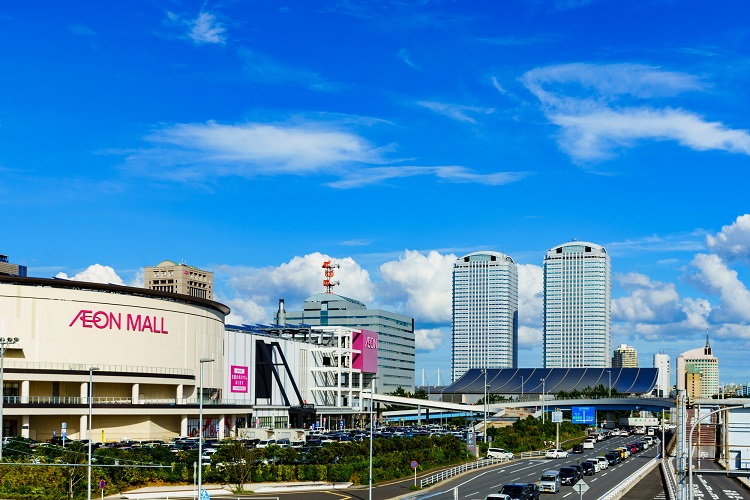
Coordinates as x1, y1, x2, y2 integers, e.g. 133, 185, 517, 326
4, 360, 193, 377
599, 449, 662, 500
662, 457, 677, 500
420, 456, 510, 488
4, 396, 255, 406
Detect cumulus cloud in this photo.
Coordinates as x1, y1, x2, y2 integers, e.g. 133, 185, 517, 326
378, 250, 456, 322
415, 328, 445, 351
707, 214, 750, 262
517, 264, 543, 327
417, 101, 494, 124
520, 63, 750, 161
519, 326, 542, 350
687, 253, 750, 323
166, 10, 226, 45
218, 253, 375, 323
55, 264, 124, 285
611, 272, 685, 323
224, 297, 269, 326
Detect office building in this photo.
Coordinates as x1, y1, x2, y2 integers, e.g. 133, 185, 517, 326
676, 335, 719, 398
144, 260, 214, 300
653, 352, 671, 397
0, 254, 27, 277
612, 344, 638, 367
451, 251, 518, 382
543, 241, 611, 368
279, 294, 415, 394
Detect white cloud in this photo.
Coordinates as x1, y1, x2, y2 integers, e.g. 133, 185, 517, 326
611, 272, 685, 323
417, 101, 494, 124
129, 268, 144, 288
519, 326, 542, 350
397, 49, 420, 70
707, 214, 750, 262
238, 49, 333, 90
378, 250, 456, 323
517, 264, 543, 327
224, 297, 269, 326
55, 264, 124, 285
688, 253, 750, 323
415, 328, 445, 351
521, 63, 750, 161
326, 165, 529, 189
166, 11, 226, 45
219, 253, 375, 323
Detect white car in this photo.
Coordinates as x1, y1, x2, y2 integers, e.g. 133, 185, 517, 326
545, 449, 569, 459
584, 458, 601, 472
596, 456, 609, 469
487, 448, 515, 460
583, 438, 595, 449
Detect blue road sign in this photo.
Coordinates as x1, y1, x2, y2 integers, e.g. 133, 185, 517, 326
571, 406, 596, 424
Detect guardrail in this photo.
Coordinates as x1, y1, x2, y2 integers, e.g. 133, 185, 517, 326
4, 396, 255, 406
420, 456, 510, 488
662, 457, 677, 500
599, 451, 662, 500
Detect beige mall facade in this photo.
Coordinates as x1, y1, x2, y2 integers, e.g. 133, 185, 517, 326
0, 275, 240, 443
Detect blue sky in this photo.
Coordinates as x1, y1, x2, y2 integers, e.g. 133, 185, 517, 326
4, 1, 750, 386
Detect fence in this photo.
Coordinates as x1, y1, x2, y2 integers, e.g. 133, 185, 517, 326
419, 456, 510, 488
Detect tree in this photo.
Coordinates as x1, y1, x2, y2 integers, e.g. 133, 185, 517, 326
211, 440, 252, 492
59, 442, 87, 499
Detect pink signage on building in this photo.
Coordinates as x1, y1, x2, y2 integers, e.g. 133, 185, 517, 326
230, 365, 249, 393
352, 329, 378, 373
69, 309, 169, 334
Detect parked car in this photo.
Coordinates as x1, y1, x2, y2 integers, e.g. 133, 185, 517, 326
545, 449, 569, 459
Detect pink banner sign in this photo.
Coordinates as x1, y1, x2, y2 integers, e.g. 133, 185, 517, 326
230, 365, 248, 393
352, 329, 378, 373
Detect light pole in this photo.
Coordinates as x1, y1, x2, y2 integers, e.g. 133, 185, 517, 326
198, 358, 214, 499
541, 378, 546, 424
521, 376, 524, 401
368, 376, 379, 500
87, 366, 99, 500
688, 403, 750, 498
0, 337, 19, 462
483, 370, 488, 443
607, 369, 612, 398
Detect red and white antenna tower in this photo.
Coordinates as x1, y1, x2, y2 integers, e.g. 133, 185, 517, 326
322, 260, 340, 294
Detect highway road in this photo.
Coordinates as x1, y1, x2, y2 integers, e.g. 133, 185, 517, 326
688, 456, 750, 499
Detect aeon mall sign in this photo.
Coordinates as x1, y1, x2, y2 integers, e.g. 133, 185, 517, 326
69, 309, 169, 334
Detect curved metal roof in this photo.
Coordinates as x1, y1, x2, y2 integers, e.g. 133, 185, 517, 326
456, 250, 515, 263
444, 368, 658, 395
547, 241, 607, 253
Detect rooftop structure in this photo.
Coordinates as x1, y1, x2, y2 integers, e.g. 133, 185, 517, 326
144, 260, 214, 300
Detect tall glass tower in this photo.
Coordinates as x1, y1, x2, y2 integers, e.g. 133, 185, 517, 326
452, 251, 518, 382
543, 241, 611, 368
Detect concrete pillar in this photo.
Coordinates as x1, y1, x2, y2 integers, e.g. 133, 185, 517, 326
132, 383, 139, 404
21, 415, 29, 439
176, 384, 183, 404
80, 382, 88, 404
21, 380, 29, 404
80, 415, 88, 441
217, 415, 225, 439
180, 415, 188, 437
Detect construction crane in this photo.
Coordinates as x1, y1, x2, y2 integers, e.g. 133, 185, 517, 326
322, 260, 340, 294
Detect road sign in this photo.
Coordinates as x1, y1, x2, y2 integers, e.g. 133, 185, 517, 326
552, 411, 563, 423
99, 480, 105, 489
200, 488, 210, 500
572, 480, 589, 494
572, 406, 596, 424
411, 461, 418, 469
340, 419, 344, 429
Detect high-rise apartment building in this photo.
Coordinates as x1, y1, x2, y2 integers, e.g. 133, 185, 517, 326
676, 336, 719, 398
279, 294, 415, 394
452, 251, 518, 382
543, 241, 611, 368
0, 254, 27, 277
612, 344, 638, 367
144, 260, 214, 300
653, 352, 671, 397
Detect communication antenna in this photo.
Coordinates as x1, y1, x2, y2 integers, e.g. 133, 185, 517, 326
322, 260, 340, 294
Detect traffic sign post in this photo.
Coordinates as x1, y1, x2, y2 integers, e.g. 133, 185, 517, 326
100, 480, 105, 500
200, 488, 210, 500
572, 479, 589, 499
411, 461, 418, 487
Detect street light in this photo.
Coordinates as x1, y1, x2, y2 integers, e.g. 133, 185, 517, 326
687, 403, 750, 499
0, 337, 19, 462
368, 376, 379, 500
521, 376, 524, 401
607, 370, 612, 398
198, 358, 214, 499
540, 378, 546, 424
483, 370, 488, 443
87, 366, 99, 500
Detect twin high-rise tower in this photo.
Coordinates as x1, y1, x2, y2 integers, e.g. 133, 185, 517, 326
451, 241, 611, 381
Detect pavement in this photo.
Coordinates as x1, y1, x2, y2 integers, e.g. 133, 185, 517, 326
114, 481, 354, 499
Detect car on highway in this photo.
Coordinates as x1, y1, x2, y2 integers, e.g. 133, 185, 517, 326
487, 448, 515, 460
584, 458, 602, 472
583, 438, 596, 449
568, 463, 584, 480
604, 452, 619, 466
499, 483, 537, 500
545, 449, 569, 459
581, 461, 596, 476
484, 495, 511, 500
596, 456, 609, 469
539, 470, 561, 493
572, 444, 584, 453
559, 467, 578, 486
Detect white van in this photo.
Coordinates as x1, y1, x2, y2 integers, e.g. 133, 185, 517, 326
539, 470, 561, 493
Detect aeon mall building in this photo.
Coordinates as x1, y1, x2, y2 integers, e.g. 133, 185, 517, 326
0, 275, 378, 443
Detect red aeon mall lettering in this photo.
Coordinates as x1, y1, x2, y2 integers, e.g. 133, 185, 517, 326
69, 310, 169, 334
